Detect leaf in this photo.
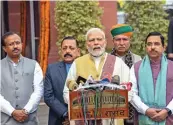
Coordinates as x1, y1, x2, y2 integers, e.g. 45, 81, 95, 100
123, 1, 169, 57
55, 1, 103, 57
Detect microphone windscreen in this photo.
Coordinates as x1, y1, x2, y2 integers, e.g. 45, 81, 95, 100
67, 80, 78, 91
76, 76, 87, 85
101, 72, 112, 82
100, 78, 110, 84
120, 82, 132, 91
111, 75, 120, 85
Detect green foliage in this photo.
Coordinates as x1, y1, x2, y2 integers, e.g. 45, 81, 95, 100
123, 1, 169, 57
54, 1, 103, 55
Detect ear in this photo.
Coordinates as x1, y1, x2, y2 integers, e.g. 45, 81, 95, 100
105, 39, 107, 46
112, 38, 114, 43
77, 48, 81, 57
85, 42, 88, 49
145, 46, 147, 52
164, 44, 167, 52
2, 46, 7, 53
60, 48, 63, 57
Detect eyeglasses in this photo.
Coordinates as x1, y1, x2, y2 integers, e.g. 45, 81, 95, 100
113, 37, 129, 42
6, 41, 21, 47
88, 37, 104, 42
146, 42, 161, 47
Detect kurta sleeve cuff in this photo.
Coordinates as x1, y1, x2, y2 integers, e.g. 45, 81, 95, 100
0, 95, 15, 116
7, 106, 15, 116
166, 99, 173, 115
142, 104, 149, 115
23, 106, 31, 114
131, 94, 149, 115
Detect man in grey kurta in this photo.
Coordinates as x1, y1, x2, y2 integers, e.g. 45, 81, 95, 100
130, 32, 173, 125
1, 32, 43, 125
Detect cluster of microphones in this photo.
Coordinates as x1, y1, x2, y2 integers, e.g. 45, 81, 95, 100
67, 75, 132, 91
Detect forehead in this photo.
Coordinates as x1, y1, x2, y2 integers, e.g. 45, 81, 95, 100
114, 34, 129, 38
61, 39, 77, 47
87, 32, 104, 39
5, 34, 21, 42
147, 36, 161, 43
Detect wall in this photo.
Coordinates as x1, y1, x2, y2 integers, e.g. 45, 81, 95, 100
6, 1, 117, 64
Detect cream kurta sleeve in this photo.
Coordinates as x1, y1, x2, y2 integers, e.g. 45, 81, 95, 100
129, 65, 173, 115
113, 57, 130, 83
129, 65, 149, 115
63, 61, 77, 104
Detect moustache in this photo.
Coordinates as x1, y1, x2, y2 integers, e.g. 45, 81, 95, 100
12, 48, 19, 52
150, 49, 158, 53
64, 53, 72, 57
117, 46, 125, 49
93, 46, 101, 50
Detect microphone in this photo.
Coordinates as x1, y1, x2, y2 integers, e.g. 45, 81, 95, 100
101, 72, 112, 83
100, 75, 120, 90
111, 75, 120, 85
100, 73, 111, 90
67, 80, 79, 91
100, 78, 110, 84
120, 82, 132, 91
76, 76, 87, 85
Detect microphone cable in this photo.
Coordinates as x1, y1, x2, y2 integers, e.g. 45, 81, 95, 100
110, 88, 120, 125
99, 89, 103, 121
81, 90, 88, 125
94, 88, 104, 125
77, 90, 84, 124
81, 89, 95, 125
94, 89, 99, 125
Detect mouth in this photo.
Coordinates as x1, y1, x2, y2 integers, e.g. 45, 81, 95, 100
150, 51, 157, 54
118, 47, 125, 49
64, 54, 72, 58
65, 55, 72, 58
117, 47, 126, 51
13, 50, 19, 53
93, 47, 101, 51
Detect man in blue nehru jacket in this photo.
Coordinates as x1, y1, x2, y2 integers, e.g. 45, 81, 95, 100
44, 36, 80, 125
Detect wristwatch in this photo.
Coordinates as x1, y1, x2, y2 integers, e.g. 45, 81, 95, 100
62, 111, 68, 121
23, 109, 29, 115
164, 108, 172, 116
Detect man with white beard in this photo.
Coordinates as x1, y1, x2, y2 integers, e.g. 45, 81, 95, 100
63, 28, 130, 125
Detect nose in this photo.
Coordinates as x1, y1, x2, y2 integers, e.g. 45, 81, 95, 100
65, 47, 71, 53
13, 43, 18, 48
119, 39, 124, 45
93, 39, 99, 45
151, 44, 155, 49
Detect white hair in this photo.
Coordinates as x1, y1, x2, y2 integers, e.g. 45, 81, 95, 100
85, 28, 105, 40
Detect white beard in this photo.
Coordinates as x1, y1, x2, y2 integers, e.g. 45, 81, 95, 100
87, 44, 106, 57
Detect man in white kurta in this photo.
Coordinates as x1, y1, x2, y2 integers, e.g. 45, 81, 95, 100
63, 28, 130, 125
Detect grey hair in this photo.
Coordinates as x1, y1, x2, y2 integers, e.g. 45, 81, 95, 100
85, 28, 105, 40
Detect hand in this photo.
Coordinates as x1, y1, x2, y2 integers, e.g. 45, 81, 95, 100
151, 109, 168, 122
168, 53, 173, 58
12, 110, 28, 122
62, 118, 70, 125
145, 108, 161, 118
